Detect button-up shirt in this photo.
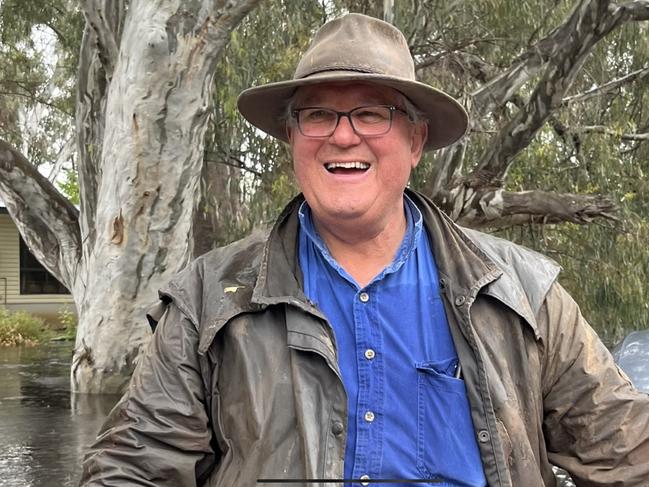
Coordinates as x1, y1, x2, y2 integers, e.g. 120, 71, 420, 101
298, 196, 486, 486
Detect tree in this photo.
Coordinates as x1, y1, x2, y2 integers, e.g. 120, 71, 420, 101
0, 0, 261, 393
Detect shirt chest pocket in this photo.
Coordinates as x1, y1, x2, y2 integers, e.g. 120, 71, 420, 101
415, 359, 486, 487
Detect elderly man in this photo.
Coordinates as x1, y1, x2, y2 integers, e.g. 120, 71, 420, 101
81, 13, 649, 487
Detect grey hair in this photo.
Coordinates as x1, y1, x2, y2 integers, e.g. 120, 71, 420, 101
282, 90, 427, 127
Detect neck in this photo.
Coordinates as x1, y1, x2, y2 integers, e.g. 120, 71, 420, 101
312, 204, 408, 288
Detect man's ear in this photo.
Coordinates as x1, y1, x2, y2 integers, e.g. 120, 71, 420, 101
410, 121, 428, 168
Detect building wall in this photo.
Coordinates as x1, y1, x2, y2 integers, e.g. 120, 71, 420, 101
0, 213, 75, 322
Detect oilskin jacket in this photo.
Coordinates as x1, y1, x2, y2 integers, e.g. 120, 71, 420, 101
80, 191, 649, 487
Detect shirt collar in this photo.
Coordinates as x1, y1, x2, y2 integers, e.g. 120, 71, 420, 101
297, 194, 424, 286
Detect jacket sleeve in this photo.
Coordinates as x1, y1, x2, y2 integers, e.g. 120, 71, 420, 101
540, 282, 649, 486
80, 302, 217, 486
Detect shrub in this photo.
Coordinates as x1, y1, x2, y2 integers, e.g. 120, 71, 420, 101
56, 306, 78, 340
0, 308, 50, 346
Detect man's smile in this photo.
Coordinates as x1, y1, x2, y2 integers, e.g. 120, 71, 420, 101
324, 161, 371, 174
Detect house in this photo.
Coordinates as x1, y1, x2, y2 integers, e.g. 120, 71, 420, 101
0, 206, 76, 324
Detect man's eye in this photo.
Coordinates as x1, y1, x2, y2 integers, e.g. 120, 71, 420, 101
354, 108, 388, 123
303, 109, 334, 123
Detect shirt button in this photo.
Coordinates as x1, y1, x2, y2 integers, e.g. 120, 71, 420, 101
364, 349, 375, 360
359, 292, 369, 303
364, 411, 375, 422
331, 421, 344, 436
360, 474, 370, 486
478, 429, 490, 443
455, 295, 466, 306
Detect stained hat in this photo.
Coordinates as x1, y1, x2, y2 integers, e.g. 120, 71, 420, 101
237, 13, 468, 151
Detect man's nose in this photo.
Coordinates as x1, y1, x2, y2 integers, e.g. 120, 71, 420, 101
329, 114, 361, 146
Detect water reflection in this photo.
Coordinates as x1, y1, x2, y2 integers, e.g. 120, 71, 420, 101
0, 342, 120, 487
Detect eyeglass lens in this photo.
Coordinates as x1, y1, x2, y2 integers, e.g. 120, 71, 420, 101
295, 106, 394, 137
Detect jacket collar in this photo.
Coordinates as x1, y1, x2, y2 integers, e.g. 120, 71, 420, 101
251, 194, 327, 320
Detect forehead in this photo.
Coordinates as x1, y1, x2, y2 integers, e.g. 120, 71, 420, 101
292, 82, 402, 107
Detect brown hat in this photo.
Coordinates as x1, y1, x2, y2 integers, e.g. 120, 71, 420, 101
237, 13, 468, 151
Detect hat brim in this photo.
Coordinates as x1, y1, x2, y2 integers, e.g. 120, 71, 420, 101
237, 71, 468, 151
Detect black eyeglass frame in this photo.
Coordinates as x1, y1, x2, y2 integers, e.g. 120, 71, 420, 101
290, 105, 409, 138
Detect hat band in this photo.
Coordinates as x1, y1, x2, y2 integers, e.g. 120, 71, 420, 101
298, 65, 382, 80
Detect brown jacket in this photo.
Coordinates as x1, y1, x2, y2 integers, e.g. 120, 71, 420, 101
80, 191, 649, 486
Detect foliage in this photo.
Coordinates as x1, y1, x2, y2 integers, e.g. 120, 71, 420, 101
0, 308, 49, 346
57, 168, 79, 205
54, 305, 77, 340
0, 0, 82, 196
497, 131, 649, 345
199, 0, 329, 248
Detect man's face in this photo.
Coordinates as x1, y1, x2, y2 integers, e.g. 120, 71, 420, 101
288, 82, 427, 231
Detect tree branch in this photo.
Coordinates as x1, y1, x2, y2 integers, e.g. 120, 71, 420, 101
204, 156, 262, 176
74, 2, 124, 250
476, 0, 634, 183
0, 140, 81, 289
75, 24, 105, 249
48, 136, 76, 182
620, 0, 649, 20
562, 65, 649, 105
470, 16, 572, 116
436, 185, 619, 229
79, 0, 120, 77
414, 38, 497, 74
0, 90, 75, 118
425, 142, 467, 197
571, 125, 649, 141
470, 0, 649, 116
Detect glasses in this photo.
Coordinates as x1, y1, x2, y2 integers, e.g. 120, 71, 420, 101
291, 105, 408, 138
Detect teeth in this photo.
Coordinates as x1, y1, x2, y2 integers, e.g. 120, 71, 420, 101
325, 161, 370, 170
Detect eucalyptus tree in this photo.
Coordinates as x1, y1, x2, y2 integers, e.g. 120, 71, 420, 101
0, 0, 261, 393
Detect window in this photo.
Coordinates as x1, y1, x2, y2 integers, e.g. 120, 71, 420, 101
19, 238, 69, 295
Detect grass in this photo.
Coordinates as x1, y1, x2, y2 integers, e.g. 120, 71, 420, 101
0, 307, 77, 346
0, 308, 50, 346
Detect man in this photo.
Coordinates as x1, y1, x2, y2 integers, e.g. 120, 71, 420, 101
80, 13, 649, 487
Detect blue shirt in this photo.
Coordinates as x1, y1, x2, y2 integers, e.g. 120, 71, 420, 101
298, 197, 486, 487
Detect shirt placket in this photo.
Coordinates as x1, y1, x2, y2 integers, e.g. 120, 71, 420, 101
351, 285, 384, 485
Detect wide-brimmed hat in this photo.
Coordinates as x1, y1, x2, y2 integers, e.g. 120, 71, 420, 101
237, 13, 468, 151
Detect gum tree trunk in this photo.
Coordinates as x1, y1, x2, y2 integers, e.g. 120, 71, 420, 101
0, 0, 261, 393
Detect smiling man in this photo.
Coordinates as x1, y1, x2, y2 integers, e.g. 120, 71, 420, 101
81, 13, 649, 487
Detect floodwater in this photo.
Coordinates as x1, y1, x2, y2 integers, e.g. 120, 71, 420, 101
0, 342, 120, 487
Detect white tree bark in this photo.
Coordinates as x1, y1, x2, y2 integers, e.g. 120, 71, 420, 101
70, 0, 262, 393
0, 140, 81, 288
0, 0, 261, 393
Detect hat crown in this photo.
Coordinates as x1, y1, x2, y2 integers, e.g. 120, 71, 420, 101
237, 13, 468, 151
294, 13, 416, 81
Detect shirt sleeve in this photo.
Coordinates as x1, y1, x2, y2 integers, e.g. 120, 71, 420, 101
79, 302, 217, 486
540, 282, 649, 486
